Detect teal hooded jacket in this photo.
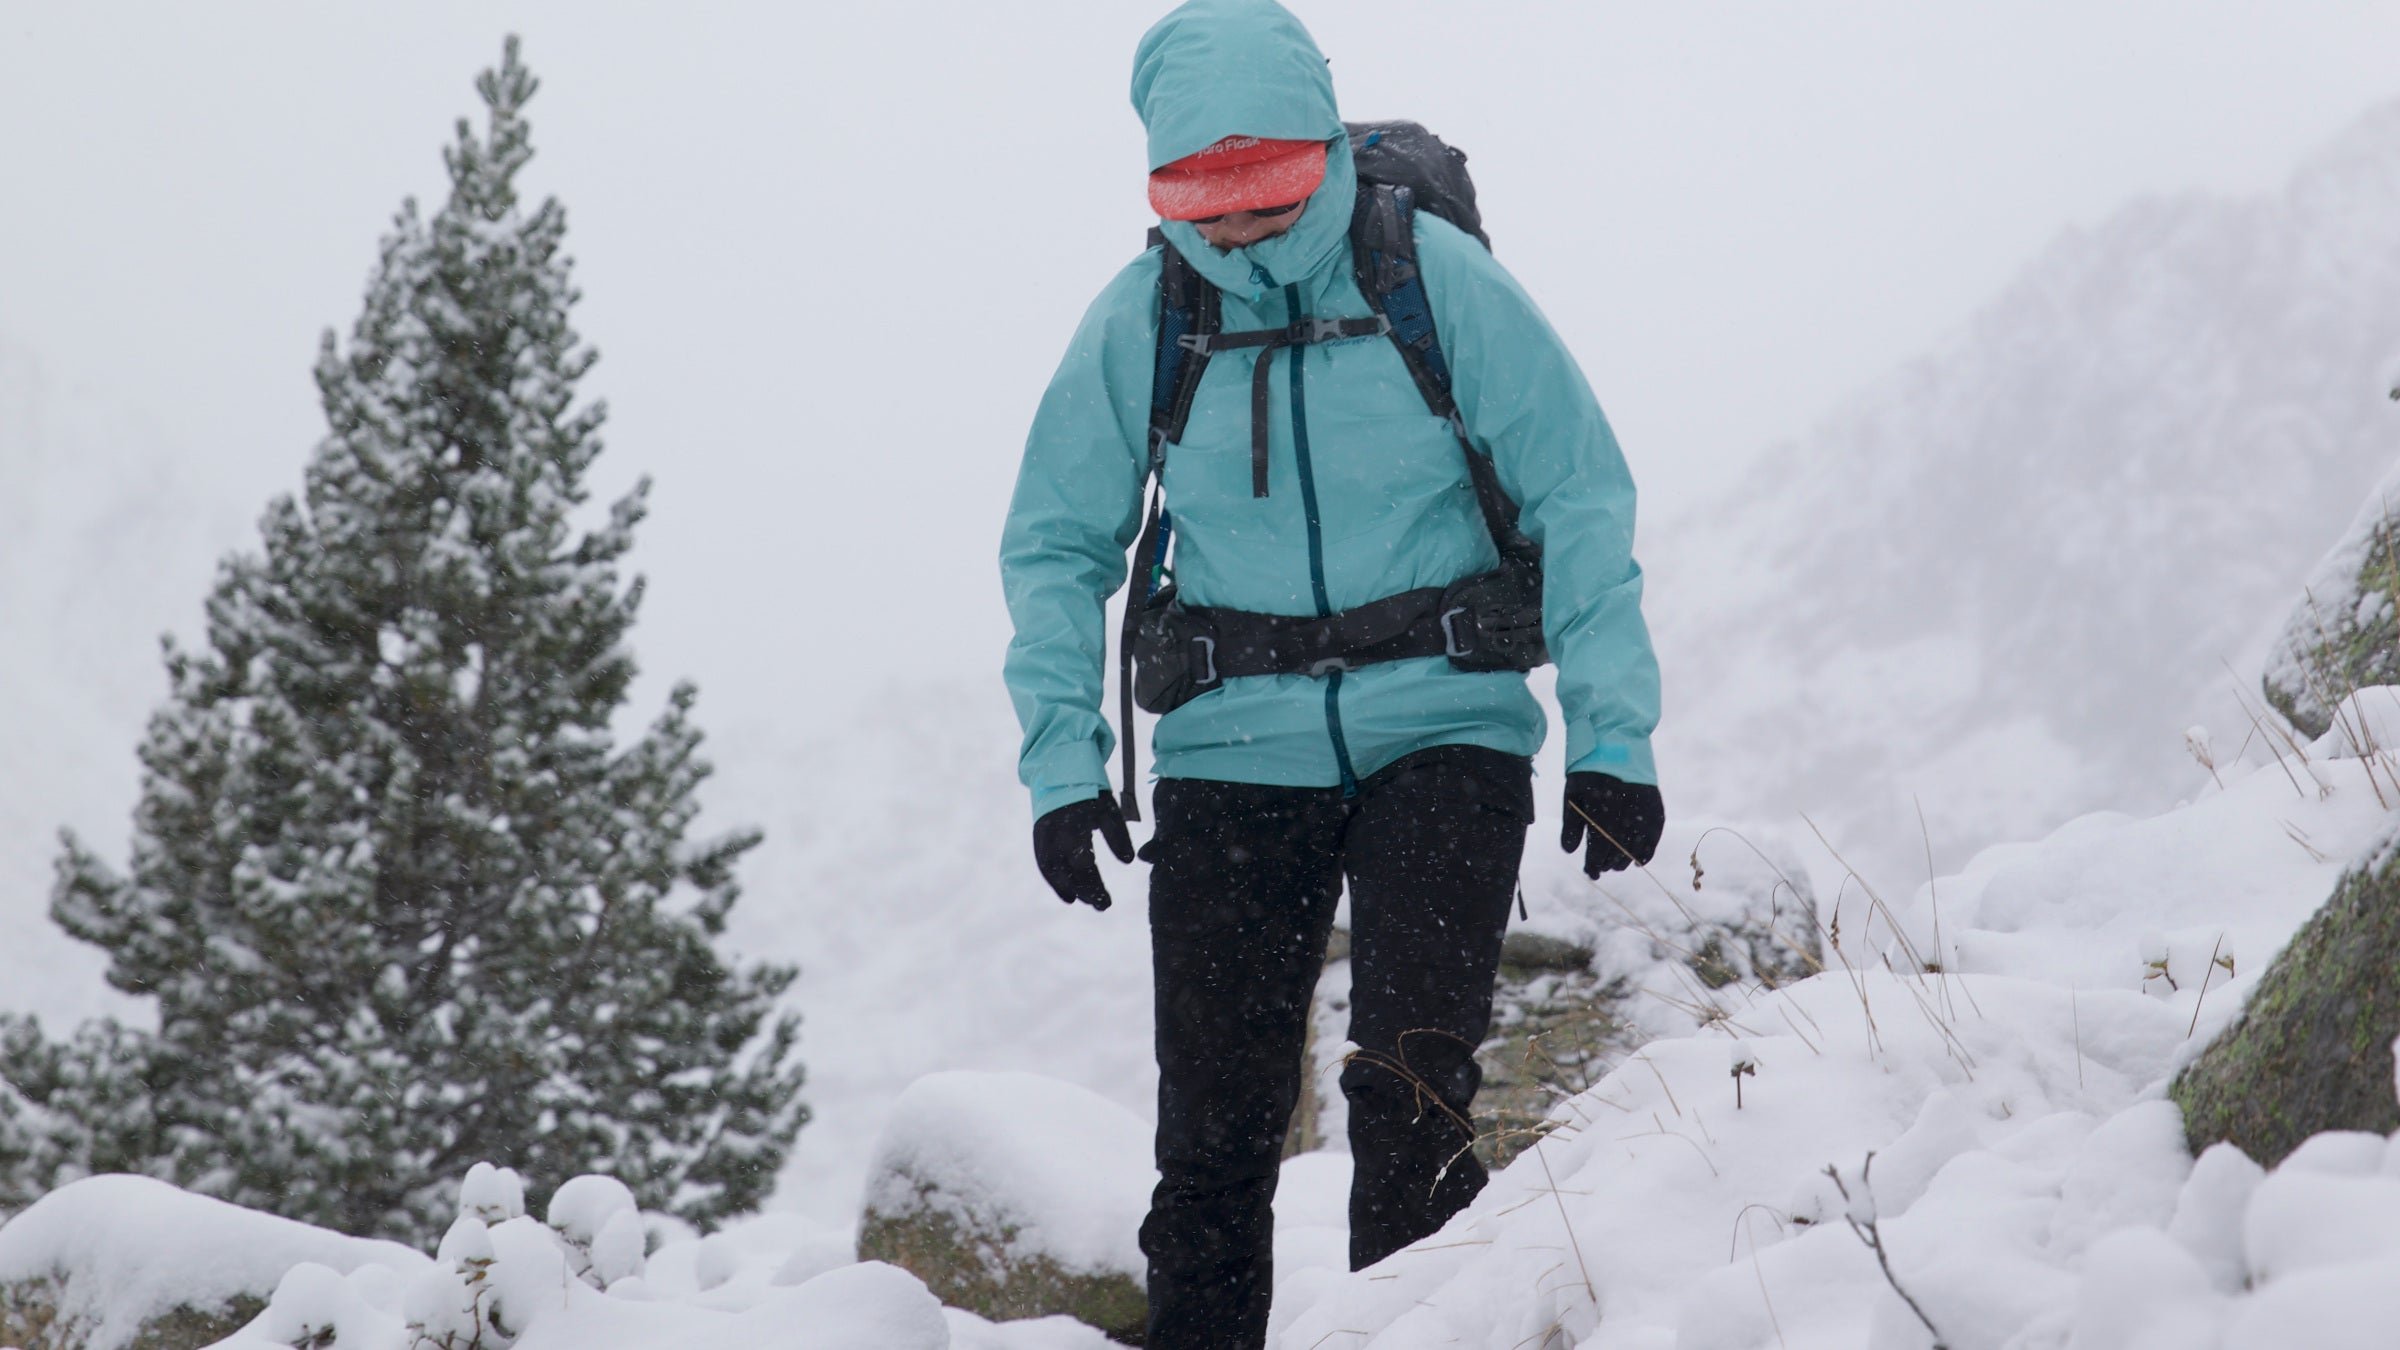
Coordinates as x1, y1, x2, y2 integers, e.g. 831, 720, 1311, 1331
1000, 0, 1659, 821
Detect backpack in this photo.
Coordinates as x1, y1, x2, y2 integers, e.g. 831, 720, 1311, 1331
1113, 121, 1544, 819
1348, 119, 1489, 250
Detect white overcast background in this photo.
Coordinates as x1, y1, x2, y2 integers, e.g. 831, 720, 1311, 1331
7, 3, 2398, 722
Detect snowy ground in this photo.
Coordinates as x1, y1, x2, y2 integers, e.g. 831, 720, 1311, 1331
8, 680, 2396, 1348
1257, 703, 2400, 1347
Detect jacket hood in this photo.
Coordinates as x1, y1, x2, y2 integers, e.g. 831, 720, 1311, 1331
1131, 0, 1355, 301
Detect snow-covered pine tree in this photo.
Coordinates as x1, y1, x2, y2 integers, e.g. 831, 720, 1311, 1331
1, 38, 804, 1241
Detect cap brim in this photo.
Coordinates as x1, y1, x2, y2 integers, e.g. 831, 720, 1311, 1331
1149, 141, 1328, 221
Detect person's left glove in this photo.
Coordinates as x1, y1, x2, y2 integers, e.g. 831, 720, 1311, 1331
1560, 772, 1665, 878
1033, 792, 1136, 911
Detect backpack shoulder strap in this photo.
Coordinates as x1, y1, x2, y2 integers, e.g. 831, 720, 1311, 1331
1350, 185, 1539, 564
1115, 236, 1220, 821
1351, 183, 1457, 418
1149, 236, 1220, 467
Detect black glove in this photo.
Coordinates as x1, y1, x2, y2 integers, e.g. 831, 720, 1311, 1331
1033, 792, 1136, 910
1560, 772, 1664, 878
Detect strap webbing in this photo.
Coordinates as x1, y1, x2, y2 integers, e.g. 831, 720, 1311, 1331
1173, 316, 1391, 501
1350, 184, 1541, 571
1123, 242, 1216, 822
1185, 586, 1453, 679
1116, 476, 1167, 822
1175, 316, 1390, 353
1251, 346, 1273, 497
1150, 246, 1218, 451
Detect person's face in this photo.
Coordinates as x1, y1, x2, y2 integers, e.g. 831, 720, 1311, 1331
1192, 199, 1307, 251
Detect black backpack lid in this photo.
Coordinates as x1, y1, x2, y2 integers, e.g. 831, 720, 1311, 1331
1345, 120, 1489, 252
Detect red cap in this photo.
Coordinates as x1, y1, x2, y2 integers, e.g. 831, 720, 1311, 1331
1148, 135, 1328, 221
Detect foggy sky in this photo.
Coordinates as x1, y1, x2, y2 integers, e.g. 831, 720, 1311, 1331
6, 0, 2399, 761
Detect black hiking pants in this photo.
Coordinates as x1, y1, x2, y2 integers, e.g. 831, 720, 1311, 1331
1138, 744, 1534, 1350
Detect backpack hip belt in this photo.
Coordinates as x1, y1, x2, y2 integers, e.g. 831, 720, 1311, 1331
1131, 554, 1546, 717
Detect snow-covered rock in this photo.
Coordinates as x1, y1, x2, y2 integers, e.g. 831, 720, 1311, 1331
0, 1174, 424, 1350
2265, 453, 2400, 738
172, 1162, 979, 1350
2174, 826, 2400, 1166
1526, 816, 1824, 1017
546, 1175, 644, 1288
1467, 818, 1822, 1167
242, 1262, 407, 1350
857, 1072, 1151, 1342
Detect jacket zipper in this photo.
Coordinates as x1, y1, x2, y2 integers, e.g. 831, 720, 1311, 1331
1283, 282, 1360, 797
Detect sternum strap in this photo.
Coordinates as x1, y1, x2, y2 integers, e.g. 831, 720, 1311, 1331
1176, 316, 1391, 499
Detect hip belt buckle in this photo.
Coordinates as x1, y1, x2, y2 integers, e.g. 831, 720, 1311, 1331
1439, 606, 1475, 659
1191, 635, 1218, 686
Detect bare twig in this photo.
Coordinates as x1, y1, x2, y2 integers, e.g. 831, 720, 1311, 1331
1824, 1154, 1948, 1349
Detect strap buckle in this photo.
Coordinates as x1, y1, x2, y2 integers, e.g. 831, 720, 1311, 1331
1176, 332, 1213, 354
1309, 656, 1353, 677
1304, 315, 1392, 345
1192, 635, 1218, 686
1439, 606, 1474, 658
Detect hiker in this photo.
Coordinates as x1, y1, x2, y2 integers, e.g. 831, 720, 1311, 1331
998, 0, 1662, 1342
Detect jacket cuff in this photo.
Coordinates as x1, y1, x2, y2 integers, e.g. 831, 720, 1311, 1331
1566, 735, 1656, 787
1031, 781, 1113, 821
1027, 741, 1114, 821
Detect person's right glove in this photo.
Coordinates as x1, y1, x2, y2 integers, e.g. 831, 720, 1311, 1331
1033, 792, 1136, 911
1559, 772, 1665, 878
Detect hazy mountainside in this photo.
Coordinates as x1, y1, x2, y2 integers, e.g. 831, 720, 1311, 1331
0, 344, 243, 1024
1650, 99, 2400, 880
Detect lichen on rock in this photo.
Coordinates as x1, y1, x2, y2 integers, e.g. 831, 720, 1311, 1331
856, 1071, 1152, 1343
0, 1274, 264, 1350
1473, 821, 1822, 1170
856, 1191, 1145, 1343
1474, 960, 1634, 1171
2262, 458, 2400, 738
2174, 837, 2400, 1167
